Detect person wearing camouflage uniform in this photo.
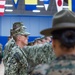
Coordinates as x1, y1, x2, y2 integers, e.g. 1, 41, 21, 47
3, 22, 27, 63
0, 43, 3, 63
0, 43, 3, 56
5, 23, 30, 75
3, 22, 27, 57
3, 29, 15, 57
23, 40, 55, 70
5, 22, 55, 75
28, 64, 49, 75
40, 10, 75, 75
0, 43, 5, 75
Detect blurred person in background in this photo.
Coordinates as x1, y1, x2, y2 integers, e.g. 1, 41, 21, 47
0, 43, 4, 75
45, 36, 52, 44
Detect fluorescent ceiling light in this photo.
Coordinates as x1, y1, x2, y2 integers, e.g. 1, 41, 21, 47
5, 9, 13, 12
5, 4, 13, 7
36, 5, 44, 8
32, 10, 40, 13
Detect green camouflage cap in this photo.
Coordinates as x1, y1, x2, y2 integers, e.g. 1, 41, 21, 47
13, 26, 30, 36
13, 22, 27, 30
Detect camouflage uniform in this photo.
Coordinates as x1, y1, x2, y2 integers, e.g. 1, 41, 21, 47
23, 43, 55, 69
0, 43, 3, 55
3, 22, 27, 62
5, 45, 28, 75
29, 64, 49, 75
0, 43, 3, 63
0, 43, 2, 53
5, 22, 30, 75
47, 55, 75, 75
3, 38, 15, 56
3, 38, 15, 64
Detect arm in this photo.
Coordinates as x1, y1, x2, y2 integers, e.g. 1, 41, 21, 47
23, 43, 55, 67
5, 53, 20, 75
5, 49, 28, 75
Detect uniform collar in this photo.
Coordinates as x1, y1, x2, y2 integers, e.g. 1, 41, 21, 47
56, 54, 75, 60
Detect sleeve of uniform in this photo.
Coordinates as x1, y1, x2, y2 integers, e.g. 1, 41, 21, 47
5, 54, 19, 75
42, 43, 56, 64
5, 47, 28, 75
3, 42, 15, 67
23, 43, 55, 67
3, 38, 15, 57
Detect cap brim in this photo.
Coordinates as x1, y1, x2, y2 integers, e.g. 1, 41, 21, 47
23, 32, 30, 36
40, 23, 75, 36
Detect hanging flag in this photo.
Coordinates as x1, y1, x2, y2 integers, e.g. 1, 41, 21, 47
25, 0, 38, 10
12, 0, 19, 8
55, 0, 63, 12
67, 0, 75, 11
0, 0, 6, 16
72, 0, 75, 11
68, 0, 72, 11
43, 0, 50, 11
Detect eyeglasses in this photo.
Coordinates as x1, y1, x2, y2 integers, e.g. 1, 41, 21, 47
22, 35, 29, 38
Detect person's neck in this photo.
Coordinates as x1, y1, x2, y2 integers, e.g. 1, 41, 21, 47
58, 48, 75, 57
64, 50, 75, 55
16, 42, 24, 48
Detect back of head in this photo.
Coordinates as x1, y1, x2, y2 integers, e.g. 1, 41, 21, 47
40, 10, 75, 49
52, 29, 75, 49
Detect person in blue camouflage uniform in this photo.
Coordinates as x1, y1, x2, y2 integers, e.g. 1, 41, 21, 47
40, 9, 75, 75
5, 23, 30, 75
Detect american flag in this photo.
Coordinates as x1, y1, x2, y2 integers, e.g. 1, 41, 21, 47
0, 0, 6, 16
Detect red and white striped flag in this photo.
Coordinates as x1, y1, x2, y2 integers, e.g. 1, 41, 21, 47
0, 0, 6, 16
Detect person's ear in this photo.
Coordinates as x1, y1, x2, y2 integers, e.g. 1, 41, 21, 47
17, 35, 21, 41
52, 39, 56, 49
